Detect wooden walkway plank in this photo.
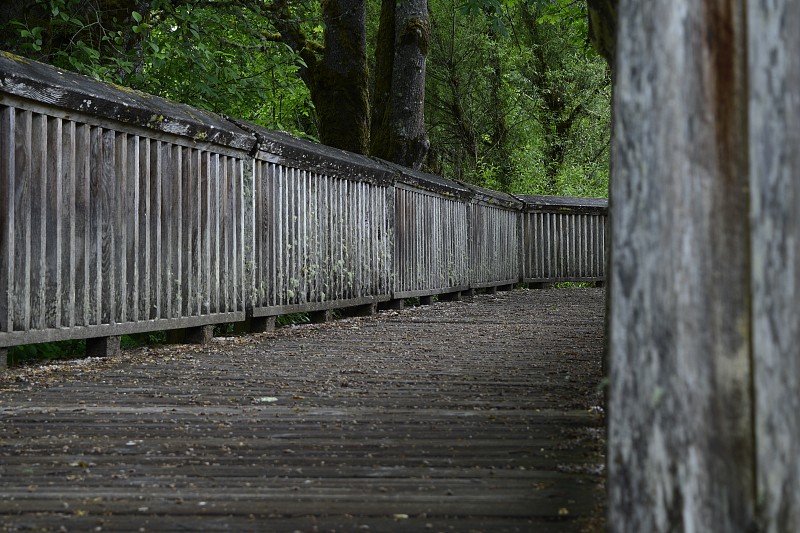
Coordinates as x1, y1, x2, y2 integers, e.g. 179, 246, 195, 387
0, 289, 605, 532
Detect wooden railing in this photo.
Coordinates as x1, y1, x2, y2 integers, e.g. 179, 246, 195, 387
0, 53, 607, 355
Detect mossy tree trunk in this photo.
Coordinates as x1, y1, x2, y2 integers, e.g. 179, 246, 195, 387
314, 0, 370, 154
370, 0, 430, 170
586, 0, 617, 67
267, 0, 370, 154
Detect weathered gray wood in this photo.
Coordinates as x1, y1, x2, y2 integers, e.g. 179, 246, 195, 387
378, 299, 404, 310
0, 106, 14, 333
0, 55, 606, 353
0, 289, 605, 530
438, 292, 461, 302
749, 2, 800, 530
310, 310, 333, 323
184, 325, 214, 344
85, 335, 121, 358
0, 53, 255, 151
248, 316, 275, 333
0, 348, 6, 369
609, 1, 753, 531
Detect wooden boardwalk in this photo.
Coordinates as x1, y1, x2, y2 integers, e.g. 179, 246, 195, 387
0, 288, 606, 532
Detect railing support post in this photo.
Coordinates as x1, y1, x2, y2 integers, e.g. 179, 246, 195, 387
310, 310, 333, 323
249, 316, 276, 333
438, 292, 461, 302
185, 325, 215, 344
1, 348, 7, 370
86, 336, 121, 358
235, 317, 275, 333
167, 326, 215, 344
378, 299, 404, 310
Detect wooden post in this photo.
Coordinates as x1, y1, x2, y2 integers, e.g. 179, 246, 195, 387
86, 336, 121, 358
749, 1, 800, 529
609, 1, 755, 530
418, 295, 434, 305
234, 317, 276, 334
167, 325, 215, 344
0, 348, 7, 370
249, 316, 276, 333
378, 299, 404, 310
438, 292, 461, 302
460, 289, 475, 298
349, 303, 377, 317
310, 310, 333, 323
184, 325, 214, 344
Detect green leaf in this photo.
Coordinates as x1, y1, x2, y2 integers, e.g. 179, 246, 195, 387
132, 11, 142, 23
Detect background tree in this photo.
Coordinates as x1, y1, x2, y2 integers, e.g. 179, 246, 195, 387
425, 0, 609, 195
370, 0, 431, 169
1, 0, 611, 197
265, 0, 370, 153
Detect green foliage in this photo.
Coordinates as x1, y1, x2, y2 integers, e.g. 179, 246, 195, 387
2, 0, 609, 197
7, 339, 86, 366
276, 313, 311, 326
1, 0, 316, 135
426, 0, 610, 197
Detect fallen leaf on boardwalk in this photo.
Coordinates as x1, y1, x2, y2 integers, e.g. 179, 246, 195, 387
393, 514, 409, 520
254, 397, 279, 403
558, 507, 569, 516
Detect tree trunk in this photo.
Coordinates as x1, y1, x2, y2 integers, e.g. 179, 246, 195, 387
370, 0, 430, 170
608, 0, 754, 530
268, 0, 369, 154
586, 0, 617, 66
312, 0, 370, 154
609, 0, 800, 530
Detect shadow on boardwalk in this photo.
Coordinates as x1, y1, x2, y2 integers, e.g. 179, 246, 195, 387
0, 288, 606, 532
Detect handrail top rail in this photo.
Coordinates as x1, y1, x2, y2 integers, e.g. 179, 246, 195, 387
0, 50, 253, 151
516, 194, 608, 214
464, 182, 525, 209
0, 50, 609, 211
230, 118, 395, 186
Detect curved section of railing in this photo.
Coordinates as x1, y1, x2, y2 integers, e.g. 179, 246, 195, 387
517, 195, 608, 283
0, 52, 607, 351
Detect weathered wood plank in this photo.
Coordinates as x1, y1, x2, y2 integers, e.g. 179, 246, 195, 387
45, 116, 62, 329
13, 109, 32, 332
609, 1, 753, 531
749, 2, 800, 530
28, 113, 48, 330
0, 106, 13, 333
0, 289, 605, 530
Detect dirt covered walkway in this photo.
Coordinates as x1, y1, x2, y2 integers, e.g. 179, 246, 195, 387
0, 288, 606, 532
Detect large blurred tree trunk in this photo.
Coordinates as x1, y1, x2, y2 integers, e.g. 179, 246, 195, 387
608, 0, 800, 531
370, 0, 430, 170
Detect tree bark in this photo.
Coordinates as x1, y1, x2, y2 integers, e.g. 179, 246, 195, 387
586, 0, 617, 66
370, 0, 430, 170
608, 0, 754, 531
313, 0, 369, 154
267, 0, 369, 154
